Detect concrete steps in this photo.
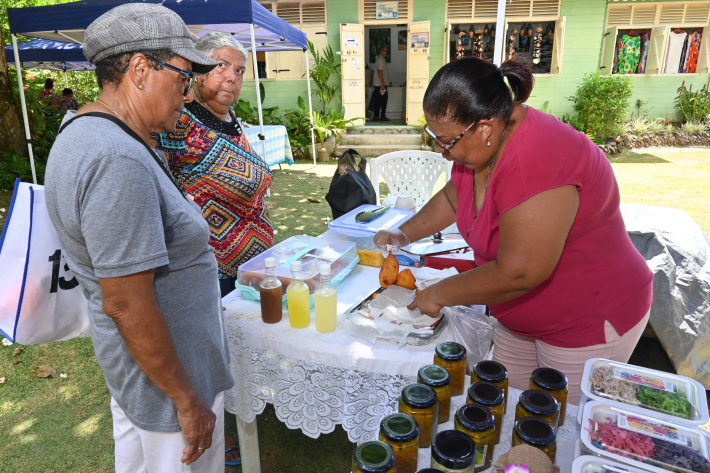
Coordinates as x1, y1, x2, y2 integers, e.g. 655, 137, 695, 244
336, 126, 426, 157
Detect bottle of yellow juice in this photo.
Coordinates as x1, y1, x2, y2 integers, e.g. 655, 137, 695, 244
314, 262, 337, 333
287, 261, 310, 329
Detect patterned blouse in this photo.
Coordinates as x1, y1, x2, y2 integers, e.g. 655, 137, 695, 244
153, 101, 274, 279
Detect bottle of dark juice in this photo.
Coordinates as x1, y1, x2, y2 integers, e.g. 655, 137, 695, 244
260, 257, 283, 323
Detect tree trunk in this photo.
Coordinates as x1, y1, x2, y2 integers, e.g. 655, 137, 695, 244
0, 28, 27, 157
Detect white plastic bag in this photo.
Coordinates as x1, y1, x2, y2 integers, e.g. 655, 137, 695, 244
441, 305, 495, 374
0, 180, 90, 344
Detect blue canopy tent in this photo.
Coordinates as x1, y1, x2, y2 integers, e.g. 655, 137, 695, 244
7, 0, 316, 182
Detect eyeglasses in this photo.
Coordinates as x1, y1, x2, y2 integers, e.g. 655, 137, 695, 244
122, 54, 194, 96
425, 119, 482, 152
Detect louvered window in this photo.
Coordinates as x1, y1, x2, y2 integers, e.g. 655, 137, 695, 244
446, 0, 561, 21
362, 0, 410, 22
259, 1, 327, 24
607, 2, 710, 27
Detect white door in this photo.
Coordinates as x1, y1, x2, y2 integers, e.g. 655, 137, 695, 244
406, 20, 430, 126
340, 23, 366, 126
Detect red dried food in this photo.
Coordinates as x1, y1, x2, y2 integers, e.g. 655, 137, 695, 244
587, 417, 656, 460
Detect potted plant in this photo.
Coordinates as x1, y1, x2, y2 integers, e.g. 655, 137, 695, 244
312, 111, 334, 162
327, 107, 362, 157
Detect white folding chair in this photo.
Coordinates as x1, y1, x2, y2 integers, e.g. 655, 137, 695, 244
368, 151, 453, 209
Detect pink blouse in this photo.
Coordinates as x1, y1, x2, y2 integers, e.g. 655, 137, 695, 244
451, 107, 653, 348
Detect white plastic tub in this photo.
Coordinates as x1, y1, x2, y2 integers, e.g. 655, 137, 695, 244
578, 358, 708, 427
580, 400, 710, 473
572, 455, 655, 472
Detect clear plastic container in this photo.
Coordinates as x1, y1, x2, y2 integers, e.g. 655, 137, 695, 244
580, 358, 709, 427
236, 235, 358, 304
571, 455, 654, 473
580, 400, 710, 473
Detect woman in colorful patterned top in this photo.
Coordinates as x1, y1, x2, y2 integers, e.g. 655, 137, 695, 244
154, 32, 274, 300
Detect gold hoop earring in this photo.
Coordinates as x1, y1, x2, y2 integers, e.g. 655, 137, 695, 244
487, 136, 491, 147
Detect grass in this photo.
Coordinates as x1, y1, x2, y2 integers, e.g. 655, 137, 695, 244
1, 147, 710, 472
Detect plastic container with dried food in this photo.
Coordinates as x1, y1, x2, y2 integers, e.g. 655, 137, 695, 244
580, 400, 710, 473
571, 454, 656, 473
579, 358, 709, 427
236, 235, 358, 305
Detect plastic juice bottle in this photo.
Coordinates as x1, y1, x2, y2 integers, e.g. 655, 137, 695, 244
314, 262, 337, 333
260, 257, 283, 324
287, 261, 310, 329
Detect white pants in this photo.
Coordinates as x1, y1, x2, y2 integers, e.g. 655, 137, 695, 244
111, 392, 225, 473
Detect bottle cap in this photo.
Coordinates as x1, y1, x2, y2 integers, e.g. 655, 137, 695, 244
319, 262, 331, 276
401, 384, 437, 408
264, 257, 276, 268
379, 413, 418, 442
455, 403, 494, 432
467, 381, 504, 406
417, 365, 451, 387
290, 260, 302, 272
474, 360, 507, 383
513, 417, 556, 447
435, 342, 466, 361
352, 441, 395, 471
531, 367, 568, 391
431, 430, 475, 469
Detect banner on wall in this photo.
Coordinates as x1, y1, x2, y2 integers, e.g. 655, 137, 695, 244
410, 32, 429, 53
375, 1, 399, 19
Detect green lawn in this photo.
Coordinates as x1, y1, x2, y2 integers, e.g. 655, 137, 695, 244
1, 148, 709, 472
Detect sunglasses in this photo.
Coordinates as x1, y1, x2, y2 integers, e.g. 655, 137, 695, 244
425, 119, 482, 152
123, 54, 194, 96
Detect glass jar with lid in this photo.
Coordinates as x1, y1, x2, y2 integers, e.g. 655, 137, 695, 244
399, 383, 439, 448
471, 360, 508, 410
454, 404, 495, 472
514, 389, 560, 430
378, 413, 419, 473
418, 365, 452, 424
433, 342, 467, 396
416, 469, 445, 473
530, 367, 568, 426
430, 430, 475, 473
466, 381, 504, 444
511, 416, 557, 462
352, 440, 396, 473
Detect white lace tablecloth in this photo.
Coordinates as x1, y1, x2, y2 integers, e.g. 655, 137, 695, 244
222, 265, 454, 443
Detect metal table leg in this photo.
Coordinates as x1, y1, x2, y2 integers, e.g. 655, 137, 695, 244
236, 415, 261, 473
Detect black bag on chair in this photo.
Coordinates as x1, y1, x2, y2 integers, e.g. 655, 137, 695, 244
325, 149, 377, 219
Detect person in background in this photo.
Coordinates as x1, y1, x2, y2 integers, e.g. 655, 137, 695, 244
44, 5, 233, 472
370, 45, 390, 121
153, 31, 274, 467
374, 58, 653, 404
38, 78, 58, 107
58, 88, 79, 111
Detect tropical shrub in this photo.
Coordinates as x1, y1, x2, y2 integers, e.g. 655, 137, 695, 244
568, 73, 632, 143
675, 82, 710, 124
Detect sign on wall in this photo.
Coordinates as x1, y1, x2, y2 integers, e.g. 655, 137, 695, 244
410, 32, 429, 53
376, 1, 399, 20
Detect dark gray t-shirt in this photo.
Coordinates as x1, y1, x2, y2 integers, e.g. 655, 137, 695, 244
45, 112, 233, 432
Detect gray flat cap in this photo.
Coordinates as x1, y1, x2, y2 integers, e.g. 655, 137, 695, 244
84, 3, 217, 74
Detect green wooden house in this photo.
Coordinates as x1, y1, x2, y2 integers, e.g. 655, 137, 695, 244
241, 0, 710, 125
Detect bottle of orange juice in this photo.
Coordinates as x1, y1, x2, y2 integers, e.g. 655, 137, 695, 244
314, 263, 337, 333
287, 261, 310, 329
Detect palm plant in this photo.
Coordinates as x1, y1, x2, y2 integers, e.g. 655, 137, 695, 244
307, 40, 341, 114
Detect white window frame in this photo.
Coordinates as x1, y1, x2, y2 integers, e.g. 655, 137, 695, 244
445, 0, 565, 76
602, 1, 710, 75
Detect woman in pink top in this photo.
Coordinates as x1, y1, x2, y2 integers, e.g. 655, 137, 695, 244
374, 58, 652, 403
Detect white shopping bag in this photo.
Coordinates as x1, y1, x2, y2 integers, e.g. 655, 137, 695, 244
0, 179, 90, 344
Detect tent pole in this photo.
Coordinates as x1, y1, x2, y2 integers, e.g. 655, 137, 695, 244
493, 0, 507, 66
11, 33, 37, 185
304, 47, 316, 166
63, 67, 68, 88
249, 25, 267, 163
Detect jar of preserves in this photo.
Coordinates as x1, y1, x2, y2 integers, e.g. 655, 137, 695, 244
379, 413, 419, 473
431, 430, 475, 473
352, 440, 396, 473
416, 470, 445, 473
530, 367, 568, 426
399, 383, 439, 448
470, 361, 508, 410
514, 389, 560, 430
511, 416, 557, 463
454, 404, 495, 472
466, 381, 504, 445
433, 342, 467, 396
418, 365, 452, 424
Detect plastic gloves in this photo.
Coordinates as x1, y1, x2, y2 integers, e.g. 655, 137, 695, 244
373, 229, 410, 255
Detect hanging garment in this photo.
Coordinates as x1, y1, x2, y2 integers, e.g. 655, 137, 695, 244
616, 34, 641, 74
519, 24, 529, 52
637, 33, 650, 74
612, 37, 622, 74
664, 31, 688, 73
683, 31, 702, 73
678, 35, 689, 73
